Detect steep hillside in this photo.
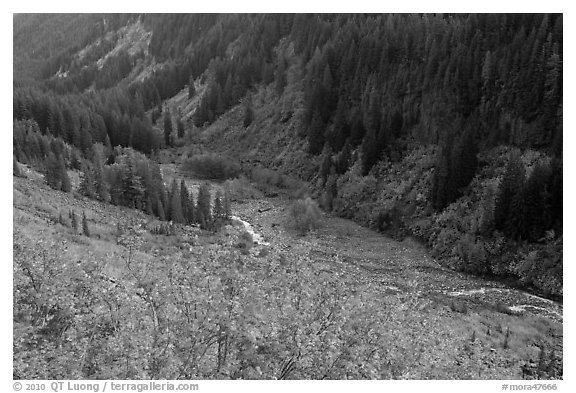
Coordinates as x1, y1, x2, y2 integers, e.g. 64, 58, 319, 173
176, 35, 563, 298
13, 14, 101, 80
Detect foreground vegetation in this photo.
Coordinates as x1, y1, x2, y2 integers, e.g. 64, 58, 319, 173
13, 167, 562, 379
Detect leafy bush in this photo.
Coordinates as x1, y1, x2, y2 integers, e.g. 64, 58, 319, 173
514, 242, 563, 297
246, 166, 305, 196
450, 300, 468, 314
332, 162, 379, 223
287, 197, 322, 235
454, 234, 489, 275
251, 167, 285, 188
237, 230, 254, 251
224, 176, 262, 201
151, 223, 177, 236
494, 301, 519, 315
181, 153, 241, 180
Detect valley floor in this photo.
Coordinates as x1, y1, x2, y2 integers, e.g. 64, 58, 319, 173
13, 166, 562, 379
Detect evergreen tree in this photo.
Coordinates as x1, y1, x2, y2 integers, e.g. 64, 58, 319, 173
93, 158, 110, 202
44, 153, 60, 190
196, 182, 213, 230
213, 189, 224, 221
157, 198, 166, 221
243, 101, 254, 128
82, 211, 90, 237
494, 153, 526, 236
163, 108, 173, 147
44, 153, 70, 192
390, 110, 403, 138
213, 82, 225, 115
151, 105, 162, 124
349, 116, 366, 147
13, 156, 22, 177
319, 148, 333, 185
452, 127, 478, 193
169, 179, 185, 223
188, 76, 196, 99
177, 116, 185, 139
506, 180, 528, 240
336, 142, 352, 174
361, 126, 380, 176
179, 180, 190, 223
549, 158, 563, 231
308, 110, 325, 155
145, 195, 154, 216
70, 149, 82, 170
275, 56, 287, 95
330, 99, 349, 151
71, 211, 78, 233
323, 172, 338, 212
186, 191, 196, 224
431, 143, 457, 211
524, 162, 552, 241
79, 125, 93, 155
79, 161, 97, 199
121, 162, 145, 209
222, 186, 232, 220
431, 129, 478, 211
161, 188, 169, 220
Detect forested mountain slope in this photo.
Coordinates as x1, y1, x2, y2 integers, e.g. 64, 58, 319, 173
13, 14, 562, 297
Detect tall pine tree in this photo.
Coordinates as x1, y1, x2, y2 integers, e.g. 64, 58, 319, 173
169, 179, 185, 223
196, 182, 213, 230
494, 152, 526, 238
163, 108, 173, 147
188, 76, 196, 99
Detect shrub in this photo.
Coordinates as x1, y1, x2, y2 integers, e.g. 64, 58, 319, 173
237, 230, 254, 251
251, 167, 284, 187
224, 176, 261, 201
150, 223, 177, 236
287, 197, 322, 235
181, 153, 240, 180
514, 244, 563, 297
454, 234, 489, 275
494, 301, 519, 315
449, 299, 468, 314
257, 248, 270, 258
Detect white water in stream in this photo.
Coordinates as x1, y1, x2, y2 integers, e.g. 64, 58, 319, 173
231, 216, 270, 246
448, 287, 562, 320
230, 214, 561, 320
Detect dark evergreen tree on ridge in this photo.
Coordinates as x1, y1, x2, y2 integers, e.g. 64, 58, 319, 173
494, 153, 526, 238
163, 107, 173, 147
